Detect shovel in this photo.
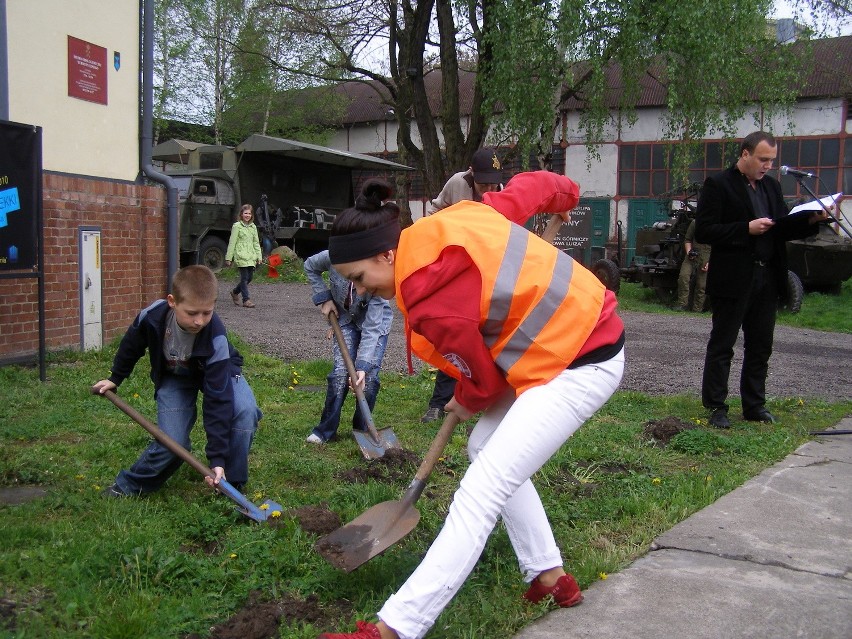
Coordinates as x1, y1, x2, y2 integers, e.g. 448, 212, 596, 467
95, 388, 283, 523
315, 412, 460, 571
327, 312, 401, 459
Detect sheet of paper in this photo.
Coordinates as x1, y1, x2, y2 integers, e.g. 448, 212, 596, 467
789, 193, 842, 216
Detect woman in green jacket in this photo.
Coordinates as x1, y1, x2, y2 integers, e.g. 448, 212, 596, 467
225, 204, 263, 308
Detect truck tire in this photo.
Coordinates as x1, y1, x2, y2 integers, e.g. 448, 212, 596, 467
591, 258, 621, 293
198, 236, 228, 273
781, 269, 804, 314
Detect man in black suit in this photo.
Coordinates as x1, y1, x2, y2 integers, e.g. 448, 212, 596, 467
695, 131, 828, 429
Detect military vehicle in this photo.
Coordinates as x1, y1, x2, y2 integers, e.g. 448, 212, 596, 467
151, 135, 412, 270
786, 221, 852, 295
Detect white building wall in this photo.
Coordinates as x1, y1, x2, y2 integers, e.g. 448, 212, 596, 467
326, 96, 847, 236
6, 0, 139, 180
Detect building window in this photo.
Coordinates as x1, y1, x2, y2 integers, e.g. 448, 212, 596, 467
619, 137, 846, 200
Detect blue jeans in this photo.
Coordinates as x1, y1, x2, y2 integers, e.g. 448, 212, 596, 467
232, 266, 255, 303
115, 374, 261, 494
310, 323, 388, 442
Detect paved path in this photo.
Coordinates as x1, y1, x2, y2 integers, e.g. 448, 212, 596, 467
512, 419, 852, 639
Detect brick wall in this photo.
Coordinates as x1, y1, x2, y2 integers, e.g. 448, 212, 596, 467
0, 173, 168, 361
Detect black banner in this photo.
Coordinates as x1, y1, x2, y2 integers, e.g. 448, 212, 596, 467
0, 121, 40, 270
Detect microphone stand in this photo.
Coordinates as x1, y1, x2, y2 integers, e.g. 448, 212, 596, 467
793, 174, 852, 239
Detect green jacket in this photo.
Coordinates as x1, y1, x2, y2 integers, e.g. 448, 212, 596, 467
225, 221, 262, 267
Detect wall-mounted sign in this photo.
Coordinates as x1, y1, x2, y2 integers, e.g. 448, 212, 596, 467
68, 35, 107, 105
0, 121, 40, 270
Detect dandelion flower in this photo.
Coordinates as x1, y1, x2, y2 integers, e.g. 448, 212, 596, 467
253, 492, 263, 501
271, 511, 281, 518
229, 553, 237, 559
705, 475, 713, 483
75, 474, 85, 481
260, 503, 270, 510
133, 393, 140, 398
288, 386, 294, 391
599, 572, 608, 580
652, 477, 661, 485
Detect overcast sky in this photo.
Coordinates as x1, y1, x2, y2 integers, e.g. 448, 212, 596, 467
772, 0, 852, 36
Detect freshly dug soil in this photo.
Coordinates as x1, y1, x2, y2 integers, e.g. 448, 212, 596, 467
643, 415, 699, 445
182, 590, 352, 639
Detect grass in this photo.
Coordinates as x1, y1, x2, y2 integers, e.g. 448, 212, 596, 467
1, 261, 849, 636
1, 335, 849, 638
614, 278, 852, 333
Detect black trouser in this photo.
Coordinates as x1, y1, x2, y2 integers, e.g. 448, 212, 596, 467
702, 264, 777, 416
428, 370, 457, 409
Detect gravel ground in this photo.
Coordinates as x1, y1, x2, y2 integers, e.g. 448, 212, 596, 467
217, 281, 852, 402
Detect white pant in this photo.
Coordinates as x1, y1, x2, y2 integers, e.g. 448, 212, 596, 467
379, 349, 625, 639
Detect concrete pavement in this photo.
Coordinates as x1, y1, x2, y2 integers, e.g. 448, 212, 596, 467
512, 418, 852, 639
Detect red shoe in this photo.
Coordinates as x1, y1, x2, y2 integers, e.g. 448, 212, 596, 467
317, 621, 381, 639
523, 573, 584, 607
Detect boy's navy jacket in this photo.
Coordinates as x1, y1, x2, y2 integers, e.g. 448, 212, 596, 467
107, 299, 244, 469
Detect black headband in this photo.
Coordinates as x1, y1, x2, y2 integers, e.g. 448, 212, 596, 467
328, 220, 401, 264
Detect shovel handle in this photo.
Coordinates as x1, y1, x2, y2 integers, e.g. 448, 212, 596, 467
414, 412, 461, 483
328, 313, 384, 444
540, 213, 565, 245
94, 387, 215, 480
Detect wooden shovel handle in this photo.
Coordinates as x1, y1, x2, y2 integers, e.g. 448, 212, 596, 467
540, 213, 565, 245
414, 411, 461, 483
328, 313, 382, 441
94, 387, 214, 479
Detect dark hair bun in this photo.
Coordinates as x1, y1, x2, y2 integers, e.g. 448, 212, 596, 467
356, 179, 394, 211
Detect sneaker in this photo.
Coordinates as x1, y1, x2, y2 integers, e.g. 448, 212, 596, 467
523, 573, 584, 608
317, 621, 381, 639
243, 299, 256, 308
709, 408, 731, 429
231, 291, 241, 306
102, 483, 127, 498
306, 433, 324, 445
743, 409, 777, 424
420, 406, 445, 423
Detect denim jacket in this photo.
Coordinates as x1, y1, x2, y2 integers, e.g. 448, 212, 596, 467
304, 250, 393, 373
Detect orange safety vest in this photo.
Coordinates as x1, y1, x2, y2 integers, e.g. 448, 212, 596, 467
395, 202, 606, 395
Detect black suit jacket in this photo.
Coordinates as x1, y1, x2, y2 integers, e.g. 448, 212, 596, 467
694, 165, 817, 299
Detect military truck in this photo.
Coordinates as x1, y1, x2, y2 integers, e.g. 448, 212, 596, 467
151, 134, 412, 270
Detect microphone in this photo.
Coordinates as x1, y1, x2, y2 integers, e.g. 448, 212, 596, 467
780, 166, 816, 178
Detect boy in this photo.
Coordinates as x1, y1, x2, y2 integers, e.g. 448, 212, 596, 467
93, 265, 261, 495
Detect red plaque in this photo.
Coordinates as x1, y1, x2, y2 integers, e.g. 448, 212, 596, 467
67, 36, 107, 105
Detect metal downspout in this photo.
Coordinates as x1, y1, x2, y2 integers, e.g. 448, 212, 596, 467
0, 0, 9, 120
140, 0, 178, 287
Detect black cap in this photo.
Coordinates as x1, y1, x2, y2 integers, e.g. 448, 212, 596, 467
471, 148, 502, 184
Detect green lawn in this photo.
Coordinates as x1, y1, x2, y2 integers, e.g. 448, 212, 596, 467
1, 335, 849, 638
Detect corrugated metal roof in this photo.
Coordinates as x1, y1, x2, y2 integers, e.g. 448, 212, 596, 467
336, 35, 851, 124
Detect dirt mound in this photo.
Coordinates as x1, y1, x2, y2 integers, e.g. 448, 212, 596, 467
287, 503, 342, 535
337, 447, 420, 484
183, 590, 351, 639
643, 416, 698, 445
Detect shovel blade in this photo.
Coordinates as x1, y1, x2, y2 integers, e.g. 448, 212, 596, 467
218, 480, 282, 523
315, 498, 420, 572
353, 427, 401, 460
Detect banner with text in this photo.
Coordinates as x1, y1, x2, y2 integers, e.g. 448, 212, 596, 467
0, 121, 41, 270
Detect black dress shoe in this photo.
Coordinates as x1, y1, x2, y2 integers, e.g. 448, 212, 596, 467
709, 408, 731, 429
744, 409, 777, 423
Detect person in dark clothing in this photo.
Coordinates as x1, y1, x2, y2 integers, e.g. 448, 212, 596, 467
420, 147, 504, 422
695, 131, 828, 429
93, 265, 261, 495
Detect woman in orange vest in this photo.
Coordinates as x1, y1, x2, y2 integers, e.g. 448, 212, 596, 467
319, 172, 625, 639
